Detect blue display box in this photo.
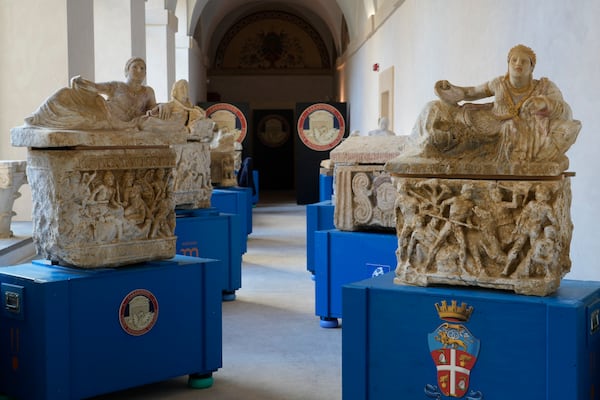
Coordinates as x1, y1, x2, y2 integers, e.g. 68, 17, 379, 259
314, 229, 397, 326
319, 173, 333, 201
211, 188, 252, 254
343, 273, 600, 400
212, 186, 253, 235
0, 255, 222, 400
175, 208, 242, 298
305, 200, 335, 274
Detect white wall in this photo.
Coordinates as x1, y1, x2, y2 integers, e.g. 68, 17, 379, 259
340, 0, 600, 280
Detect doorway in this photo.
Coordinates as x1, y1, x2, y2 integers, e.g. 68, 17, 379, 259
252, 109, 295, 191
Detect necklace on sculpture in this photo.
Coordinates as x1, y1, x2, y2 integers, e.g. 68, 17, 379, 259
507, 79, 533, 95
499, 77, 538, 120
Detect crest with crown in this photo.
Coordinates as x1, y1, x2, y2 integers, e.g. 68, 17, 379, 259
435, 300, 473, 322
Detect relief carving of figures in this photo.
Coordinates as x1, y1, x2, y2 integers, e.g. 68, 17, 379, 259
172, 142, 212, 208
394, 177, 572, 295
56, 167, 175, 244
210, 129, 238, 186
390, 45, 581, 176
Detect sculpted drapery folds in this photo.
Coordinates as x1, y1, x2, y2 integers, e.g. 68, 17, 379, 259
406, 44, 580, 167
388, 45, 579, 295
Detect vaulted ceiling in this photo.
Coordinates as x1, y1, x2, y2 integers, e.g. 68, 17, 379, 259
187, 0, 356, 68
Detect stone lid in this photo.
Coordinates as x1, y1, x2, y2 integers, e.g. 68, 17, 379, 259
10, 126, 187, 148
384, 154, 570, 177
330, 135, 408, 164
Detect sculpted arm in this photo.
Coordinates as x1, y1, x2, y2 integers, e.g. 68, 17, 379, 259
434, 80, 493, 105
72, 76, 117, 97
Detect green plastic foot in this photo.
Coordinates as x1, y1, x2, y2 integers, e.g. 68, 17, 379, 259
188, 373, 214, 389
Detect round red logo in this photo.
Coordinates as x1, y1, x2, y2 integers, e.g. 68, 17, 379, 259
206, 103, 248, 143
296, 103, 345, 151
119, 289, 159, 336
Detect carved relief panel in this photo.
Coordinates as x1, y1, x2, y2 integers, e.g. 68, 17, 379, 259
27, 147, 177, 268
392, 176, 573, 296
334, 165, 397, 231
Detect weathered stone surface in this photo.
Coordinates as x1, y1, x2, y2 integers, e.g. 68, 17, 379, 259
330, 135, 408, 231
9, 61, 205, 268
210, 130, 237, 187
172, 141, 212, 209
10, 125, 186, 148
0, 161, 27, 239
334, 165, 397, 231
386, 45, 580, 296
25, 147, 177, 268
392, 177, 572, 296
330, 135, 408, 165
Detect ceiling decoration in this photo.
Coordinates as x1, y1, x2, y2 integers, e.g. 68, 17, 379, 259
213, 10, 331, 73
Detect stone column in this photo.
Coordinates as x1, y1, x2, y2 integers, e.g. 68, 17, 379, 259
94, 0, 147, 82
146, 1, 178, 102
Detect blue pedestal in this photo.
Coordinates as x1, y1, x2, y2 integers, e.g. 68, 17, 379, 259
0, 255, 222, 400
305, 200, 335, 275
175, 208, 242, 299
211, 187, 252, 254
314, 229, 397, 327
343, 273, 600, 400
319, 174, 333, 201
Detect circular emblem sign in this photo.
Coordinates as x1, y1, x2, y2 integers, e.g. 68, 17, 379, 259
257, 114, 290, 148
205, 103, 248, 143
296, 103, 345, 151
119, 289, 159, 336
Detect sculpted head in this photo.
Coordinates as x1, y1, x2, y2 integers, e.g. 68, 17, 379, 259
171, 80, 190, 103
124, 57, 147, 81
507, 45, 536, 68
507, 45, 536, 80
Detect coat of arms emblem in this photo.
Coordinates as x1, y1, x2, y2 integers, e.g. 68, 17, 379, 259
426, 300, 483, 399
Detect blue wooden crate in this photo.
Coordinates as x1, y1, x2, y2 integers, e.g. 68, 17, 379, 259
0, 255, 222, 400
305, 200, 335, 274
343, 273, 600, 400
314, 229, 398, 326
175, 208, 242, 298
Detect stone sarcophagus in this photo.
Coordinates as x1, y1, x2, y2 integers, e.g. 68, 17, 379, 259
209, 130, 238, 187
386, 45, 581, 296
10, 62, 200, 268
330, 135, 408, 231
172, 119, 215, 209
11, 128, 183, 268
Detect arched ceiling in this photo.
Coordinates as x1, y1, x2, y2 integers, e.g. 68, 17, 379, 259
189, 0, 348, 64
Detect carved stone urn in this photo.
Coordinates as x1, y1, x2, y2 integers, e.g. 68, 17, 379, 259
329, 135, 408, 231
0, 160, 28, 239
11, 127, 186, 268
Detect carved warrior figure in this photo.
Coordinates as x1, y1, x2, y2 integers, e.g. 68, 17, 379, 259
404, 44, 580, 167
394, 180, 572, 287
